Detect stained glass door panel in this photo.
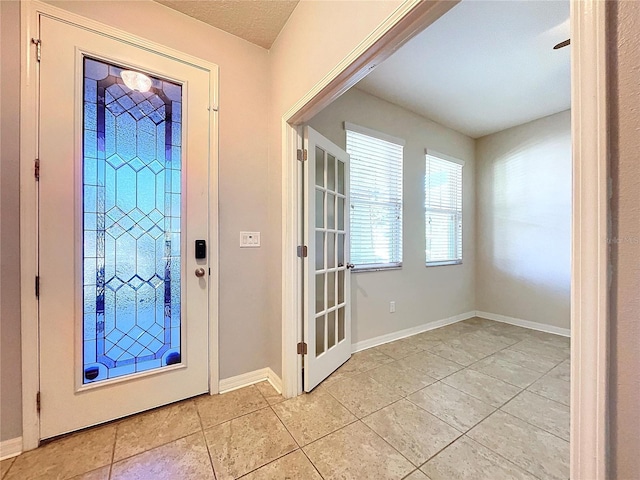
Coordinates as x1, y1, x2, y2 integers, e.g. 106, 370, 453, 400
83, 58, 183, 383
304, 127, 352, 392
38, 16, 214, 439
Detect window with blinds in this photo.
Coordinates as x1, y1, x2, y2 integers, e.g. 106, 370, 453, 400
346, 123, 404, 270
425, 152, 464, 266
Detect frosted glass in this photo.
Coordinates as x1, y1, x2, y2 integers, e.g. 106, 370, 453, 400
327, 233, 335, 269
327, 154, 336, 191
315, 146, 325, 187
315, 232, 324, 271
327, 193, 335, 230
338, 234, 345, 266
315, 274, 325, 314
316, 316, 325, 356
327, 310, 336, 349
316, 190, 324, 228
327, 271, 336, 308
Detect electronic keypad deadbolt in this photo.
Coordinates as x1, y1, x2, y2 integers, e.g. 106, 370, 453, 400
195, 240, 206, 259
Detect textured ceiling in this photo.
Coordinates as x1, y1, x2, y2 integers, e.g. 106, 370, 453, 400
357, 0, 571, 138
154, 0, 299, 49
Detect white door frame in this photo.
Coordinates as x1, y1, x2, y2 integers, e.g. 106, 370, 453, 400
20, 0, 220, 451
280, 1, 608, 479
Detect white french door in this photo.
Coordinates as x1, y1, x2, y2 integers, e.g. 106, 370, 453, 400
303, 127, 352, 391
38, 16, 215, 438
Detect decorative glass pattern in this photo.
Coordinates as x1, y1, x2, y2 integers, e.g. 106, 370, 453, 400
82, 57, 183, 384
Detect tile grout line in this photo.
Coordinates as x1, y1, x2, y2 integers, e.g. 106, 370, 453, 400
314, 385, 464, 473
266, 403, 328, 480
499, 391, 570, 443
267, 404, 302, 450
106, 424, 117, 480
323, 335, 509, 431
457, 432, 546, 480
220, 385, 301, 479
0, 458, 15, 480
270, 393, 361, 449
299, 447, 326, 480
106, 419, 204, 465
194, 398, 219, 480
404, 383, 501, 436
352, 419, 421, 472
413, 338, 542, 409
285, 322, 568, 479
462, 412, 564, 480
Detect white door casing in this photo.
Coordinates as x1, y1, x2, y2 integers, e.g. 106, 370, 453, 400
303, 127, 351, 391
38, 16, 215, 438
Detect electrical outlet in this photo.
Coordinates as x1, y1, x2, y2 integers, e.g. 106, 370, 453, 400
390, 301, 396, 313
240, 231, 261, 248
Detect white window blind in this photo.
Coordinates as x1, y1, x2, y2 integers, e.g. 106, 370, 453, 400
346, 125, 403, 270
425, 152, 463, 265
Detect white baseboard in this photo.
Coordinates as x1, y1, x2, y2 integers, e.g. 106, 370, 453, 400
475, 311, 571, 337
0, 437, 22, 460
219, 367, 283, 394
266, 368, 283, 394
351, 311, 476, 353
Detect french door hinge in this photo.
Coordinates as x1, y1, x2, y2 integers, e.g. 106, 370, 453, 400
36, 391, 41, 414
297, 245, 308, 258
34, 159, 40, 180
35, 276, 40, 298
32, 38, 41, 62
297, 149, 307, 162
297, 342, 307, 355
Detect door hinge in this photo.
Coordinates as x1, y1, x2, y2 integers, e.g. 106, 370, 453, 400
34, 159, 40, 180
297, 149, 307, 162
297, 245, 308, 258
35, 276, 40, 297
32, 38, 41, 62
36, 392, 41, 413
297, 342, 307, 355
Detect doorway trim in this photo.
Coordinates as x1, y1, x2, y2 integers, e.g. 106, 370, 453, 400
280, 1, 608, 479
20, 0, 220, 451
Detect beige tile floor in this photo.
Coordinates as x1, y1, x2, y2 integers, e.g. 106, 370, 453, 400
1, 318, 570, 480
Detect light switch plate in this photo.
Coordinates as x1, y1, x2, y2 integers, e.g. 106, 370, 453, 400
240, 231, 260, 248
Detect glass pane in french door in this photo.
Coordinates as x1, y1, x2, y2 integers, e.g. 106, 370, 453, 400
82, 57, 183, 384
315, 147, 348, 358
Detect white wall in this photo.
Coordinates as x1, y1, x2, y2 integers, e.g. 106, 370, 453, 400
1, 0, 24, 443
475, 110, 571, 329
609, 1, 640, 476
267, 0, 405, 374
308, 88, 476, 343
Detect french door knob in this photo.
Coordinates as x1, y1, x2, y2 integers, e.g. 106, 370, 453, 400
195, 267, 206, 278
346, 263, 355, 269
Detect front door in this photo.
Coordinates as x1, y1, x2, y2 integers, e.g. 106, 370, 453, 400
303, 127, 352, 391
38, 16, 215, 438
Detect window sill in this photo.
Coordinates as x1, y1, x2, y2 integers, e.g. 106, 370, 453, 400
352, 264, 402, 273
425, 260, 462, 267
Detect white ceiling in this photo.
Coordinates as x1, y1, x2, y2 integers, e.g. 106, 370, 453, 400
357, 0, 571, 138
154, 0, 299, 49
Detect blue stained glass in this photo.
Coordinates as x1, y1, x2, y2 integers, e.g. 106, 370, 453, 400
82, 57, 182, 384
